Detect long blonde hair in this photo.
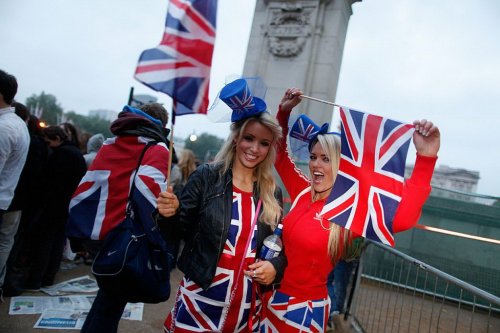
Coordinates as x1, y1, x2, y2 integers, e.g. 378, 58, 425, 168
178, 149, 197, 184
214, 112, 283, 227
310, 134, 353, 262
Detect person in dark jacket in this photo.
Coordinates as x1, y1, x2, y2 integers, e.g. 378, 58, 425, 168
23, 125, 86, 290
1, 111, 50, 297
157, 78, 287, 332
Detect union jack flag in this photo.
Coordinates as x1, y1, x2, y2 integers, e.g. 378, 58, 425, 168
320, 108, 414, 246
165, 190, 259, 332
134, 0, 218, 115
67, 137, 168, 240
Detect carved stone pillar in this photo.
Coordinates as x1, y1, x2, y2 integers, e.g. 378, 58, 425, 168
243, 0, 360, 126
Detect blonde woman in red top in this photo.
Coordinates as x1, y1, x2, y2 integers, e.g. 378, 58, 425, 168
259, 88, 441, 332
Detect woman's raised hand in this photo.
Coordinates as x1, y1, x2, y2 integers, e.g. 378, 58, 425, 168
279, 88, 303, 113
412, 119, 440, 157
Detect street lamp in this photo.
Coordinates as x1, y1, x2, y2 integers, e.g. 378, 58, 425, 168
189, 132, 197, 142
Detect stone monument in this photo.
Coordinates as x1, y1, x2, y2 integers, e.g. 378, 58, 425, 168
243, 0, 360, 125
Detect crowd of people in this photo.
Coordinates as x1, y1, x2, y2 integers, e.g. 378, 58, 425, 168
1, 69, 440, 333
0, 70, 104, 298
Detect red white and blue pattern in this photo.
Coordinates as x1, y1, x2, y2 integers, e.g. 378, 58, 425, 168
67, 137, 168, 240
261, 290, 329, 332
225, 84, 256, 115
289, 116, 320, 142
320, 107, 414, 246
165, 189, 259, 332
135, 0, 217, 115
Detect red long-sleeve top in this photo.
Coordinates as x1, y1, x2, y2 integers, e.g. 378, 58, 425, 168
275, 107, 437, 300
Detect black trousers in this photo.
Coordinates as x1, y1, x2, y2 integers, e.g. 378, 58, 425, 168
25, 218, 66, 287
81, 288, 128, 333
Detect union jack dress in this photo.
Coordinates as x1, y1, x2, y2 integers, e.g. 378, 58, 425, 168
165, 187, 261, 332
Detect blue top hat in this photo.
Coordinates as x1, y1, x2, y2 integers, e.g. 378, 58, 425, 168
290, 114, 339, 151
219, 78, 267, 122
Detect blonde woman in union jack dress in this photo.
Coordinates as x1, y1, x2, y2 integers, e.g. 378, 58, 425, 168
157, 78, 287, 332
259, 88, 441, 332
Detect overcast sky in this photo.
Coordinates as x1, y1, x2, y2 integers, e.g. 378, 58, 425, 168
1, 0, 499, 197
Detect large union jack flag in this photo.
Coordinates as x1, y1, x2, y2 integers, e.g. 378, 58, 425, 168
134, 0, 217, 115
320, 108, 415, 246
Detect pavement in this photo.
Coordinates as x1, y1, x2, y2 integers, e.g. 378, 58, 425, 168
0, 261, 355, 333
0, 261, 183, 332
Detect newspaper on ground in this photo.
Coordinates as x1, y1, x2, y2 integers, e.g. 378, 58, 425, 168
10, 295, 144, 326
34, 309, 87, 330
9, 295, 95, 315
40, 275, 98, 296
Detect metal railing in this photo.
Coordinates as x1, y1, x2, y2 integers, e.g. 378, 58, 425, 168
346, 241, 500, 333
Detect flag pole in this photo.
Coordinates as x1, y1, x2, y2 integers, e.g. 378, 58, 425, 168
300, 94, 341, 108
127, 86, 135, 105
166, 102, 176, 189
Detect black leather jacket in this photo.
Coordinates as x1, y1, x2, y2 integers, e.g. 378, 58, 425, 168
173, 163, 287, 290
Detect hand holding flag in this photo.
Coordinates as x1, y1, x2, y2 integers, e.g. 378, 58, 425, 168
412, 119, 441, 157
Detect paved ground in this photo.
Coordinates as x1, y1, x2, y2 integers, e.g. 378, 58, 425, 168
0, 261, 355, 332
0, 262, 183, 332
351, 279, 500, 333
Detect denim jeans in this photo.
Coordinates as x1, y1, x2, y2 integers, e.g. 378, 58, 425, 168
327, 259, 358, 318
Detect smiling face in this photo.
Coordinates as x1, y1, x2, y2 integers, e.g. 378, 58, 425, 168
233, 120, 274, 171
309, 140, 336, 200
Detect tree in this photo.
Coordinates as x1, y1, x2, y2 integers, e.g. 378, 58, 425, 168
64, 111, 112, 137
184, 133, 224, 163
25, 91, 63, 126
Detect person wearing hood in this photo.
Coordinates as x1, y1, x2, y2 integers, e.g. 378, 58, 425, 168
66, 103, 179, 333
83, 133, 105, 167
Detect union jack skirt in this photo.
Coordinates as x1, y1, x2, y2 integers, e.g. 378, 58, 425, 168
260, 290, 330, 332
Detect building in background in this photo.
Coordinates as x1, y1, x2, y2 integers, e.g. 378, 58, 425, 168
405, 164, 482, 203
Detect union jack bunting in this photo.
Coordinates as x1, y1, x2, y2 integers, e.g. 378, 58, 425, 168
320, 108, 415, 246
165, 190, 259, 332
134, 0, 218, 115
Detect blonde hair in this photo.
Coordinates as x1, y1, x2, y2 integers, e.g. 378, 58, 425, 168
309, 134, 353, 262
214, 112, 283, 227
178, 149, 197, 184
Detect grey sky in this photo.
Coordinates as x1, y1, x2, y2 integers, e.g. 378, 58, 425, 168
1, 0, 499, 196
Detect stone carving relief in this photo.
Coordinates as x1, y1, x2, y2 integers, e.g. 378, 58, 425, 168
266, 2, 315, 57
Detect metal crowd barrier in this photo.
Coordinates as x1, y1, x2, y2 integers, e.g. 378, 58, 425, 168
346, 240, 500, 333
